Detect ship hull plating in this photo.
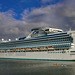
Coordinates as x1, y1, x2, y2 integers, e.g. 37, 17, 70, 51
0, 51, 75, 61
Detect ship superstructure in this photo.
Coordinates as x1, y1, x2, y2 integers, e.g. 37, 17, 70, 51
0, 27, 75, 61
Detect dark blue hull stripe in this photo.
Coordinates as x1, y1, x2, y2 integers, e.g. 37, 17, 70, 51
0, 58, 75, 61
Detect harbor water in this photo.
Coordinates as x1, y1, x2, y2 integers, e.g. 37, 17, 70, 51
0, 59, 75, 75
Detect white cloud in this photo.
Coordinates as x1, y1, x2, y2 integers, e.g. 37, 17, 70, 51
22, 4, 65, 29
22, 0, 75, 30
0, 10, 30, 40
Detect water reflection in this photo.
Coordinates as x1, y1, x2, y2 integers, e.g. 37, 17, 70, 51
0, 59, 75, 75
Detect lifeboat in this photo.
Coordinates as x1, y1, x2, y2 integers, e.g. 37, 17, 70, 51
0, 50, 4, 51
47, 46, 54, 49
13, 49, 16, 51
39, 47, 47, 50
26, 48, 31, 50
32, 48, 38, 50
21, 48, 25, 50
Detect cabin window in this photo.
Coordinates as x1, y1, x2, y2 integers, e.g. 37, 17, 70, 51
33, 31, 39, 34
58, 31, 62, 32
45, 29, 49, 31
71, 51, 75, 53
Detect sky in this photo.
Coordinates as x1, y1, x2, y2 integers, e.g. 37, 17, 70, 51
0, 0, 75, 40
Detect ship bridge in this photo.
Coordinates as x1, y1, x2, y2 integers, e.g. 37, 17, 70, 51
26, 27, 63, 39
31, 27, 63, 33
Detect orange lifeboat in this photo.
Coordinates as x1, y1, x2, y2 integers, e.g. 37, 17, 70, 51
13, 49, 16, 51
0, 50, 4, 51
40, 47, 46, 50
21, 48, 25, 50
17, 49, 19, 50
26, 48, 31, 50
48, 46, 54, 49
32, 48, 38, 50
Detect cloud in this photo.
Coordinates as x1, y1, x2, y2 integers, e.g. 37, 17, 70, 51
0, 10, 30, 40
22, 0, 75, 30
55, 0, 75, 29
22, 4, 66, 29
0, 0, 75, 40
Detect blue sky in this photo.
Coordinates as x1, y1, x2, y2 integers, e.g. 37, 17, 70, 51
0, 0, 75, 40
0, 0, 62, 19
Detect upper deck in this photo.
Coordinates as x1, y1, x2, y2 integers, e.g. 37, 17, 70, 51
26, 27, 63, 39
0, 27, 73, 50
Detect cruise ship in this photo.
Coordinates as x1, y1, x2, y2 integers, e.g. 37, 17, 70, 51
0, 27, 75, 61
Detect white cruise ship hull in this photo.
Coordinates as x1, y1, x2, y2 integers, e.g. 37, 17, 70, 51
0, 50, 75, 61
